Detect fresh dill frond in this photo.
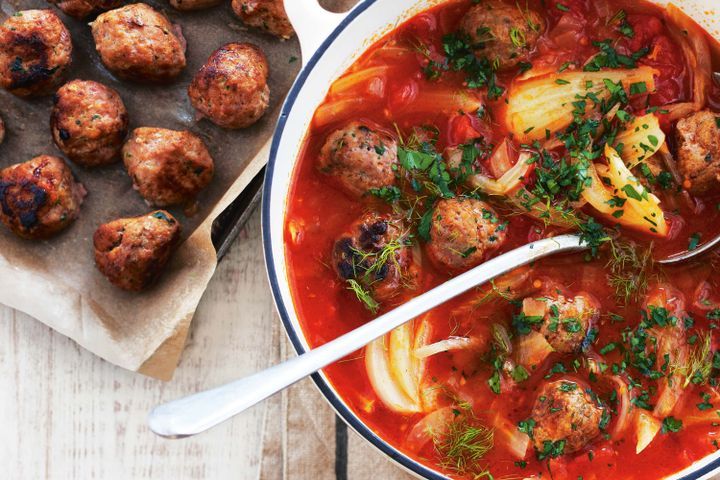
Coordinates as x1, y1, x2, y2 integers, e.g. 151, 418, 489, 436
607, 9, 626, 25
671, 332, 713, 388
350, 237, 409, 284
607, 239, 654, 304
509, 27, 527, 48
516, 0, 540, 32
491, 323, 513, 354
476, 279, 517, 306
434, 414, 495, 476
346, 279, 379, 314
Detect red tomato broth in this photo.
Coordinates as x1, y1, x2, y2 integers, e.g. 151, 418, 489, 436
284, 0, 720, 478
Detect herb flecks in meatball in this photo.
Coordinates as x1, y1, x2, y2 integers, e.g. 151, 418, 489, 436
94, 210, 181, 291
0, 10, 73, 97
51, 80, 129, 167
425, 197, 507, 272
676, 110, 720, 195
317, 122, 398, 199
460, 0, 543, 70
122, 127, 214, 209
0, 155, 86, 239
231, 0, 295, 40
48, 0, 123, 19
529, 380, 604, 457
333, 213, 415, 307
188, 43, 270, 129
91, 4, 186, 83
518, 293, 598, 353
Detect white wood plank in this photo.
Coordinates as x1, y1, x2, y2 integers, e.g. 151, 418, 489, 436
347, 426, 416, 480
0, 211, 273, 479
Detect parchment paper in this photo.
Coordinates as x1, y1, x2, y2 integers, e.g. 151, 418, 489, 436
0, 0, 302, 380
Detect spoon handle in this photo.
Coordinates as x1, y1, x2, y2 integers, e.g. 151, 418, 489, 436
148, 234, 586, 438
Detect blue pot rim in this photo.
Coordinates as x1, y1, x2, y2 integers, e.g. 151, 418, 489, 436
259, 1, 718, 479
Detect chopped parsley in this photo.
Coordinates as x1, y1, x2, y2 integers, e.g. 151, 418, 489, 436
512, 312, 544, 335
583, 40, 649, 72
367, 185, 402, 203
442, 32, 504, 99
688, 232, 702, 251
661, 416, 683, 434
537, 439, 566, 460
518, 418, 536, 438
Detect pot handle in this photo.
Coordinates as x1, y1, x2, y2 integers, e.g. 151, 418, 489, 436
284, 0, 349, 65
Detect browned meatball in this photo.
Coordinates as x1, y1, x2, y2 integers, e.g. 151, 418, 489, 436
0, 10, 73, 97
122, 127, 214, 208
47, 0, 123, 19
231, 0, 294, 40
0, 155, 86, 239
520, 293, 598, 353
94, 210, 181, 291
530, 380, 603, 455
317, 122, 397, 198
169, 0, 221, 11
51, 80, 129, 167
460, 0, 543, 70
91, 4, 186, 83
676, 110, 720, 195
188, 43, 270, 129
333, 213, 416, 303
425, 197, 507, 272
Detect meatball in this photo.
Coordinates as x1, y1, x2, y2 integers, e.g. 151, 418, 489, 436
47, 0, 122, 19
122, 127, 214, 208
231, 0, 294, 40
460, 0, 543, 70
91, 4, 187, 83
317, 122, 398, 198
520, 293, 598, 353
0, 10, 72, 97
425, 197, 507, 272
188, 43, 270, 129
333, 213, 415, 302
531, 380, 603, 455
0, 114, 5, 146
94, 210, 181, 291
0, 155, 86, 239
51, 80, 129, 167
676, 110, 720, 195
170, 0, 221, 11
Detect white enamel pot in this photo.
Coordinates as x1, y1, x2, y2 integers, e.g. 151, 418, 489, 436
264, 1, 720, 478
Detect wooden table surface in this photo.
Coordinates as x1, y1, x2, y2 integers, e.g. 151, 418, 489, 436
0, 209, 414, 480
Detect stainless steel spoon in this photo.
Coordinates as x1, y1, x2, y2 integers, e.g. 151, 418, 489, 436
148, 229, 715, 438
148, 234, 586, 438
657, 235, 720, 265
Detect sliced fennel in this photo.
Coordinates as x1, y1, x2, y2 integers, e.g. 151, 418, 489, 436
506, 67, 657, 142
635, 411, 662, 454
613, 113, 666, 168
582, 144, 668, 237
366, 333, 423, 413
468, 152, 534, 195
